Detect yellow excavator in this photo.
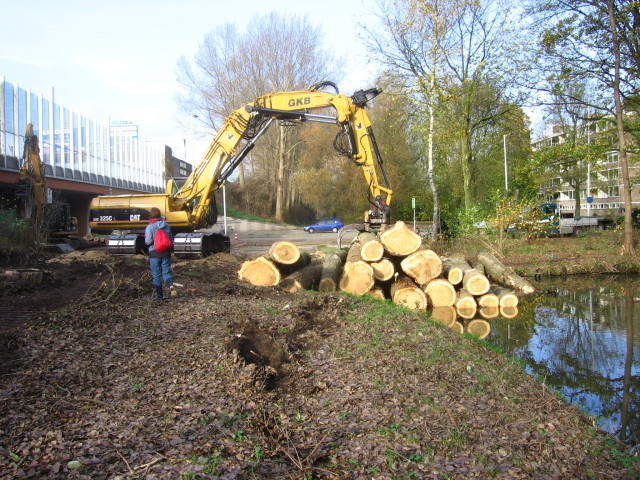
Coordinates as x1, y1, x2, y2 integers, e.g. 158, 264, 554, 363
89, 82, 393, 256
16, 124, 80, 247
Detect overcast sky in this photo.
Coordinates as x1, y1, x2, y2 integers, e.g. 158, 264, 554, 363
1, 0, 378, 162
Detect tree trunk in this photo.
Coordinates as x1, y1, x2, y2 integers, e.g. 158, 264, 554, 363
379, 221, 422, 256
399, 249, 443, 286
315, 246, 348, 261
442, 256, 470, 285
318, 252, 346, 292
490, 285, 519, 308
338, 241, 376, 295
423, 278, 456, 307
477, 251, 535, 294
279, 262, 323, 293
455, 288, 477, 311
462, 268, 490, 296
427, 63, 441, 239
391, 275, 428, 310
274, 126, 287, 223
268, 241, 302, 265
607, 0, 634, 255
364, 287, 386, 300
276, 251, 311, 275
370, 258, 395, 282
339, 261, 375, 295
346, 241, 364, 263
238, 256, 282, 286
357, 231, 385, 262
477, 292, 499, 309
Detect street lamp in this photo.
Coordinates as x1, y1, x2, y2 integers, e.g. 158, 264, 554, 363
503, 134, 509, 194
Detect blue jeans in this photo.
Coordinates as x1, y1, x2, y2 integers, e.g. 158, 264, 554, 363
150, 257, 173, 287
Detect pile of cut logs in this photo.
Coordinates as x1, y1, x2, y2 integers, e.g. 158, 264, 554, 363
238, 221, 534, 334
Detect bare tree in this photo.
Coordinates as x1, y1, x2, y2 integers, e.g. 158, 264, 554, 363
176, 13, 340, 222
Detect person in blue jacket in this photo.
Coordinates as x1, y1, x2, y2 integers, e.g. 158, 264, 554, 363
144, 207, 176, 300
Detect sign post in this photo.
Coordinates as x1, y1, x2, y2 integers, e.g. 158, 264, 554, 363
412, 197, 416, 232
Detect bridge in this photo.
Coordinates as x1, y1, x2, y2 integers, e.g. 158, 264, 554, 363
0, 77, 191, 235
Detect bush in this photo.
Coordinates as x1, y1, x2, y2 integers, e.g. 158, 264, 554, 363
0, 210, 37, 257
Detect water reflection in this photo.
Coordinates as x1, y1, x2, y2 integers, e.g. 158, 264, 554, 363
459, 275, 640, 448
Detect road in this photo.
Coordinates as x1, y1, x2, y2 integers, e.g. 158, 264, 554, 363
229, 229, 358, 257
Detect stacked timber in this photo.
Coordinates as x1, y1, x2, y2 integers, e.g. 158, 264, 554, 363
238, 221, 535, 323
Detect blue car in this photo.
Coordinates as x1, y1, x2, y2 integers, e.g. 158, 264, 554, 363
303, 218, 343, 233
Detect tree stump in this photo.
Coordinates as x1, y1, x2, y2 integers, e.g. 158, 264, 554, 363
477, 251, 535, 294
423, 278, 456, 307
379, 221, 422, 256
391, 275, 428, 310
400, 249, 443, 286
238, 256, 281, 286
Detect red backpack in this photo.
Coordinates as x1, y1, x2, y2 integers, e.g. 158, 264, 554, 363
153, 225, 173, 253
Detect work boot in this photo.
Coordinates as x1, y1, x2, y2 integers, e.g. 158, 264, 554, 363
169, 285, 178, 298
153, 285, 164, 300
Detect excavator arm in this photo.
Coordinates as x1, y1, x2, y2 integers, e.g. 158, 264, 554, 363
16, 124, 46, 233
172, 84, 392, 227
90, 83, 393, 256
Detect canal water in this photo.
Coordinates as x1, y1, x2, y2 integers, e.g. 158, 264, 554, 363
476, 275, 639, 449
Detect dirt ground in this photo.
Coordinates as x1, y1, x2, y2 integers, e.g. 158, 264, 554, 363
0, 245, 638, 479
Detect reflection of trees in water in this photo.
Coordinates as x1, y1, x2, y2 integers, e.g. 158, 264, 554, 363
620, 287, 637, 447
489, 276, 639, 447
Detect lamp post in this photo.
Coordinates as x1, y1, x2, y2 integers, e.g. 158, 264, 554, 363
503, 134, 509, 195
